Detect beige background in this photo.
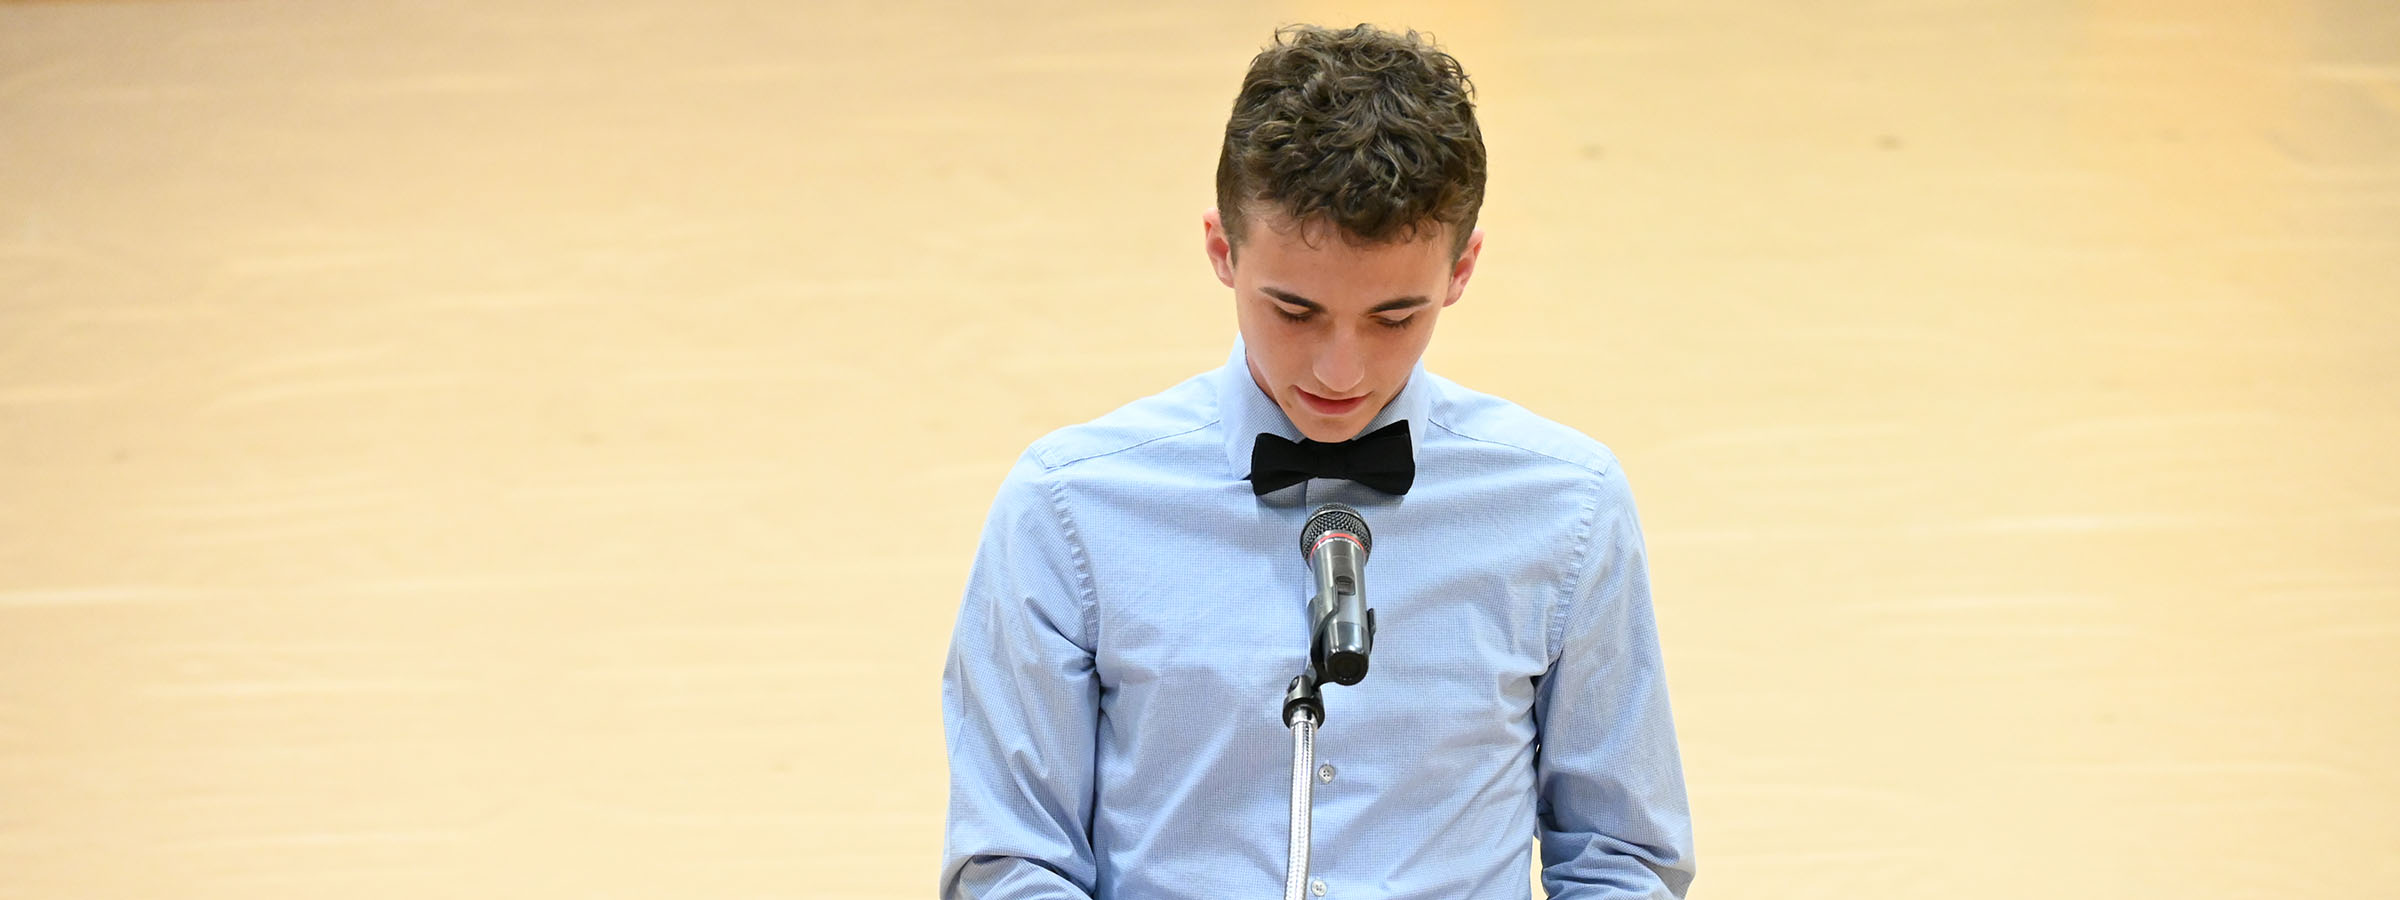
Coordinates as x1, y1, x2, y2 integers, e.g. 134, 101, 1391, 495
3, 0, 2396, 897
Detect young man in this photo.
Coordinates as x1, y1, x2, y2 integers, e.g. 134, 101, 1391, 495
941, 24, 1694, 900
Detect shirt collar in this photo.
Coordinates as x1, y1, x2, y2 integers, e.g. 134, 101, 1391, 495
1212, 334, 1432, 481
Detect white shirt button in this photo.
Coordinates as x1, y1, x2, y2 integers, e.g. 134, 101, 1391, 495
1317, 764, 1336, 783
1310, 878, 1327, 896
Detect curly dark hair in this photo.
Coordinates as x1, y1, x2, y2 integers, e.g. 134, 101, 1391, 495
1216, 24, 1486, 259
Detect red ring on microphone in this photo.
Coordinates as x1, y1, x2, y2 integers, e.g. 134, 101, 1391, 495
1309, 531, 1362, 558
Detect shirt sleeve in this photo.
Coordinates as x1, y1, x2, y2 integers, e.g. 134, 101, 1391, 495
1532, 467, 1696, 899
939, 453, 1104, 900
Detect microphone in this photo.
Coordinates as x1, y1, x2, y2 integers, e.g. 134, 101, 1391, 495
1301, 503, 1377, 686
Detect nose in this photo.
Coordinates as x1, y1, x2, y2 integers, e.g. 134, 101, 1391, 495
1312, 326, 1366, 395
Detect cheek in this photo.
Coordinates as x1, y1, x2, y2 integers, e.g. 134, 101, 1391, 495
1382, 326, 1432, 361
1258, 339, 1306, 381
1234, 315, 1294, 376
1369, 330, 1434, 385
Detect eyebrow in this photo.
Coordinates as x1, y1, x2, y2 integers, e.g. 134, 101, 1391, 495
1261, 286, 1432, 314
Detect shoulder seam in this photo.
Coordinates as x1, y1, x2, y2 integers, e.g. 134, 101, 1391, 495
1033, 467, 1102, 652
1033, 418, 1221, 471
1426, 416, 1616, 478
1552, 472, 1611, 664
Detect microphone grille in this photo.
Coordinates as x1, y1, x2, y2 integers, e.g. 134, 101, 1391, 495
1301, 503, 1372, 558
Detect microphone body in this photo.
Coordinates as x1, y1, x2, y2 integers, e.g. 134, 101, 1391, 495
1302, 504, 1377, 686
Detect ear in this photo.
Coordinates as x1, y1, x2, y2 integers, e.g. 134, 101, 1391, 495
1443, 226, 1485, 307
1202, 208, 1237, 289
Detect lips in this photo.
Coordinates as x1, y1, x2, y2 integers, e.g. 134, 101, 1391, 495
1297, 388, 1367, 416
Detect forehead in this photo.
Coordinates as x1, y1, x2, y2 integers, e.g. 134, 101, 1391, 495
1235, 210, 1453, 281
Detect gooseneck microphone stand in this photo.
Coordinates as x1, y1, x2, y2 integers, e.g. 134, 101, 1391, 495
1279, 504, 1377, 900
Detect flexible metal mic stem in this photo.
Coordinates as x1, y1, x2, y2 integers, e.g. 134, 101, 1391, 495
1283, 709, 1317, 900
1280, 671, 1324, 900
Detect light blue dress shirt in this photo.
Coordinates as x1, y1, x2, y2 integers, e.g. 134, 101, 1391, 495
941, 339, 1694, 899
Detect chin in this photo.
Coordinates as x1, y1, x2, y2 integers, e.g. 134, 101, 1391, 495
1294, 415, 1367, 442
1274, 382, 1378, 441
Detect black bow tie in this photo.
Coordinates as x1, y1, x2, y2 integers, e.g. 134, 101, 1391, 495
1247, 420, 1415, 496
